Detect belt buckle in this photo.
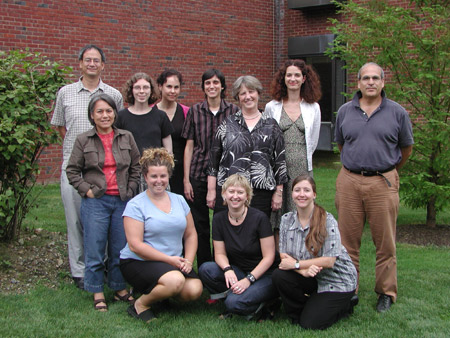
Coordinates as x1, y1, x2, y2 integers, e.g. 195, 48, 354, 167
361, 170, 369, 176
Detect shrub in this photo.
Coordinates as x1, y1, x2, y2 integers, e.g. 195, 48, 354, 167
0, 50, 71, 241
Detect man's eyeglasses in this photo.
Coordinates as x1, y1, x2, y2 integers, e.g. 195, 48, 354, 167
83, 58, 101, 64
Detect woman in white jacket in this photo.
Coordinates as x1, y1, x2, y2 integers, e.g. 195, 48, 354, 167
264, 59, 322, 234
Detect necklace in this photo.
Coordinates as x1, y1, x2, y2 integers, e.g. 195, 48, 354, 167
243, 113, 260, 120
228, 208, 246, 223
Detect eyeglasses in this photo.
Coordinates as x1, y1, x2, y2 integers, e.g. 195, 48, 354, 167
360, 75, 382, 82
133, 85, 151, 91
83, 58, 101, 64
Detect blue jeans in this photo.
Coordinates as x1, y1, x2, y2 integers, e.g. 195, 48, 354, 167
81, 194, 127, 293
199, 262, 278, 315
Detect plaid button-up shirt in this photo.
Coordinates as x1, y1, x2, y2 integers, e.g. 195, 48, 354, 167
279, 211, 357, 293
181, 99, 239, 182
51, 78, 123, 170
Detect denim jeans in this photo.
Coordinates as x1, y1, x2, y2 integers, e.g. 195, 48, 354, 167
199, 262, 278, 316
81, 194, 127, 293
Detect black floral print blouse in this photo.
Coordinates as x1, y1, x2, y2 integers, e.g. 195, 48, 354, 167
207, 110, 288, 190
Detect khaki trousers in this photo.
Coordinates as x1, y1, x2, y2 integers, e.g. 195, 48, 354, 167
335, 167, 399, 301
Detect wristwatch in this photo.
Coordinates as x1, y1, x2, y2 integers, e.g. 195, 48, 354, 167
295, 260, 300, 270
246, 273, 256, 284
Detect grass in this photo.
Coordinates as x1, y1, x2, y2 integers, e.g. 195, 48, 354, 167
1, 167, 449, 337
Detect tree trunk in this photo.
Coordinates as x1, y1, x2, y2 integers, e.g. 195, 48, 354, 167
426, 196, 436, 228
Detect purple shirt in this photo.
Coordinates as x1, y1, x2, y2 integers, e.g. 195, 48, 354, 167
335, 91, 414, 171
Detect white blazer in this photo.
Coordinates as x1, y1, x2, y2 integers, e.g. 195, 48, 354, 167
264, 99, 321, 172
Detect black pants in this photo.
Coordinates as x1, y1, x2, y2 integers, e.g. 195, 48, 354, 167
188, 177, 212, 267
272, 268, 355, 330
214, 186, 273, 219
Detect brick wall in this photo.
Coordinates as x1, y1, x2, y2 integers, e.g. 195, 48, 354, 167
1, 0, 275, 182
1, 0, 411, 182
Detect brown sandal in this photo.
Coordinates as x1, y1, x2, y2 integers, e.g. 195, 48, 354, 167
113, 291, 135, 305
94, 298, 108, 312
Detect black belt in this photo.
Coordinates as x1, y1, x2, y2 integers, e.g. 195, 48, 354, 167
344, 165, 395, 187
345, 165, 395, 176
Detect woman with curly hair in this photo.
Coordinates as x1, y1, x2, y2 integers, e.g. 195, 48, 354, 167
116, 72, 173, 156
264, 60, 322, 232
120, 148, 203, 323
272, 175, 357, 330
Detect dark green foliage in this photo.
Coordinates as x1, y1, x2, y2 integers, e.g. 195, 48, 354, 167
0, 50, 72, 241
327, 0, 450, 226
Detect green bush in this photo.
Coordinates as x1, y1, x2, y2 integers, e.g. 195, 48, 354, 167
0, 50, 71, 241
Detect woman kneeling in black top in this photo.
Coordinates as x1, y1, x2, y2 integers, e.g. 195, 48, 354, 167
199, 174, 279, 320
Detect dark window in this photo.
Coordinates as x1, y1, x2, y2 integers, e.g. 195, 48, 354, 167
288, 34, 346, 150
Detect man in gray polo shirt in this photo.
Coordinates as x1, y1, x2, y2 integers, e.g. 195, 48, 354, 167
51, 45, 123, 289
334, 62, 413, 313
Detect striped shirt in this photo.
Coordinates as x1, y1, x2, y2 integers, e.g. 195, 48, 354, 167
181, 99, 239, 182
51, 78, 123, 170
279, 211, 357, 293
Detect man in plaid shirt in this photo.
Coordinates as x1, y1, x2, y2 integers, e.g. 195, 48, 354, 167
51, 45, 123, 289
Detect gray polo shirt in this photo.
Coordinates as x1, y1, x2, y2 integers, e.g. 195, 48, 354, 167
51, 78, 124, 170
335, 91, 414, 172
279, 211, 357, 293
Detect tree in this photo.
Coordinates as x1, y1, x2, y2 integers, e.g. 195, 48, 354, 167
327, 0, 450, 227
0, 50, 71, 241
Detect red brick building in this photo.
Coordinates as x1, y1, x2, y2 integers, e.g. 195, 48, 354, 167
0, 0, 406, 182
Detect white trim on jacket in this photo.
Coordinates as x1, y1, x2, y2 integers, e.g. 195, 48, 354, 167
264, 99, 321, 172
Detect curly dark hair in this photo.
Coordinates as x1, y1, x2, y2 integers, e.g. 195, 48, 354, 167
123, 72, 159, 105
270, 59, 321, 103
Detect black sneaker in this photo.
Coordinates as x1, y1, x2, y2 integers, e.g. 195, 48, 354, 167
72, 277, 84, 290
376, 294, 393, 313
349, 294, 359, 314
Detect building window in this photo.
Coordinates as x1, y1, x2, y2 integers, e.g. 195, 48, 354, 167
288, 34, 345, 150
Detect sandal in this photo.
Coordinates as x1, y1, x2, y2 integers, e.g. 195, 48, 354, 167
114, 291, 135, 305
218, 311, 233, 320
94, 298, 108, 312
258, 298, 282, 322
127, 304, 156, 323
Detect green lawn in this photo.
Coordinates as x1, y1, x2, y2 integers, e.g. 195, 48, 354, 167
1, 167, 449, 337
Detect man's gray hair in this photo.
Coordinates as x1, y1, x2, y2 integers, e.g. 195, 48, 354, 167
358, 62, 384, 80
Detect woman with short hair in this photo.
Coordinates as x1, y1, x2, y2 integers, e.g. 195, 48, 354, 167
67, 93, 140, 311
199, 174, 279, 320
207, 75, 288, 218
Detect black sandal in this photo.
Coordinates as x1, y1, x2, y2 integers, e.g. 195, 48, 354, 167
114, 291, 135, 305
94, 298, 108, 312
219, 311, 233, 320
